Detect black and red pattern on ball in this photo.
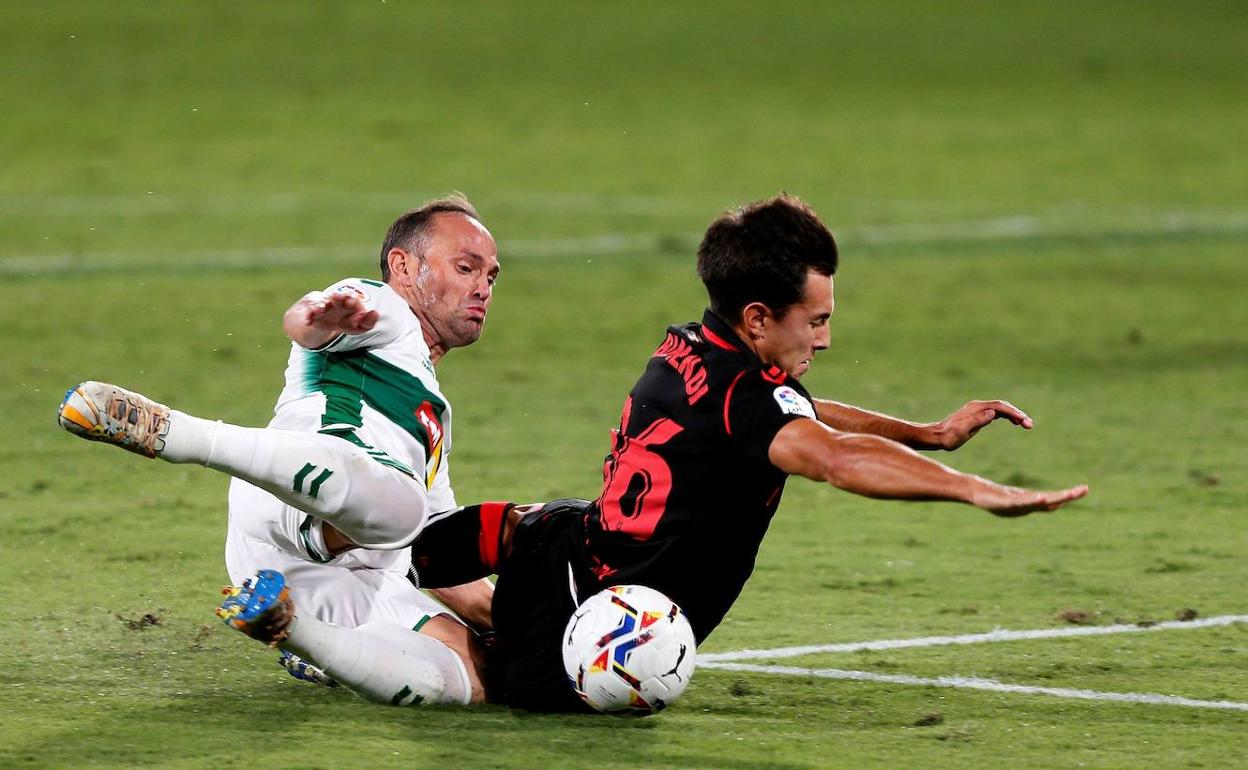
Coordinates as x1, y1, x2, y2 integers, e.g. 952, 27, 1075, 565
612, 660, 643, 690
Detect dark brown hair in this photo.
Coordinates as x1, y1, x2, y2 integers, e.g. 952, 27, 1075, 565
379, 194, 481, 280
696, 194, 838, 320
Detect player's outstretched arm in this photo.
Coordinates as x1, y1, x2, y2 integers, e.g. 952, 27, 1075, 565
768, 418, 1086, 516
283, 289, 380, 350
813, 398, 1033, 451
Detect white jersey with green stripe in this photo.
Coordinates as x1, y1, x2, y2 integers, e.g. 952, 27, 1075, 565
270, 277, 456, 516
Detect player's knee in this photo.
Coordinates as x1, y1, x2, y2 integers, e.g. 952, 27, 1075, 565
328, 493, 424, 549
344, 513, 424, 550
335, 457, 428, 548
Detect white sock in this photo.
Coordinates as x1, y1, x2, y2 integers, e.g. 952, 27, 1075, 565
280, 616, 472, 706
159, 410, 221, 464
159, 413, 428, 549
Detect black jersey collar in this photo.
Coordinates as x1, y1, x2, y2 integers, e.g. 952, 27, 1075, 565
701, 308, 792, 383
700, 309, 747, 354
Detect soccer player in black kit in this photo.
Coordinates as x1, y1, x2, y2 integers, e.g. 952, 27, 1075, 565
218, 194, 1088, 711
410, 194, 1087, 711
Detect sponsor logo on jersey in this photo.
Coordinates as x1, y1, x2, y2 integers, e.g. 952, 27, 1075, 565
415, 401, 445, 486
773, 385, 815, 418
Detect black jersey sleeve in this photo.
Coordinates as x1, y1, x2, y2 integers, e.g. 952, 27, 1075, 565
723, 369, 817, 463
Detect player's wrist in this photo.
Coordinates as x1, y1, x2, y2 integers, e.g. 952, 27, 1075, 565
961, 473, 997, 508
915, 421, 948, 450
288, 323, 340, 350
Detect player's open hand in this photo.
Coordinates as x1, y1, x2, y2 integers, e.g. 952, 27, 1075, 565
972, 482, 1089, 517
935, 400, 1033, 450
301, 290, 379, 334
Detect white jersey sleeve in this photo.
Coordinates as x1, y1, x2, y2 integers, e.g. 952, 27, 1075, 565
306, 278, 414, 354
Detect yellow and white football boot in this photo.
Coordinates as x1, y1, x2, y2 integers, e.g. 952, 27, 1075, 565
57, 381, 171, 458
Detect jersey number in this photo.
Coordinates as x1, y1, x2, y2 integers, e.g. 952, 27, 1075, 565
598, 416, 683, 541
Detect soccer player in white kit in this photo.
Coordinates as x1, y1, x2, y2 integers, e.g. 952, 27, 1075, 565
58, 196, 499, 703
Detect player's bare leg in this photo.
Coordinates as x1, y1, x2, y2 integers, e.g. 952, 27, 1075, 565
58, 381, 429, 548
419, 614, 488, 699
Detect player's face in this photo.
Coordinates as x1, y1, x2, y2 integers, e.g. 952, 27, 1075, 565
407, 213, 500, 354
759, 271, 834, 379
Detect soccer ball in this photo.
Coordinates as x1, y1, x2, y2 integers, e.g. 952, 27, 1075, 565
561, 584, 696, 714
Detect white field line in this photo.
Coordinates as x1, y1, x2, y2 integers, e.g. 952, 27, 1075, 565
848, 210, 1248, 244
697, 661, 1248, 713
4, 209, 1248, 276
0, 233, 667, 275
0, 191, 986, 218
0, 191, 725, 218
1, 191, 1244, 223
700, 614, 1248, 663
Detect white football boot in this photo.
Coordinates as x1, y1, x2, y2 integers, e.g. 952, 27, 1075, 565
57, 381, 171, 458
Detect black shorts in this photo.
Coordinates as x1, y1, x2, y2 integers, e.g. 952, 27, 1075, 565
489, 498, 600, 712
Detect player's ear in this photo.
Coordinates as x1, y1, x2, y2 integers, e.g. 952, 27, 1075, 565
740, 301, 770, 340
387, 248, 412, 286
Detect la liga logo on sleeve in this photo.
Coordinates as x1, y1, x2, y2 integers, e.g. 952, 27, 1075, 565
332, 283, 369, 302
773, 386, 815, 418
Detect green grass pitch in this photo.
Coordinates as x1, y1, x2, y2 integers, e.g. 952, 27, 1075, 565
2, 2, 1245, 768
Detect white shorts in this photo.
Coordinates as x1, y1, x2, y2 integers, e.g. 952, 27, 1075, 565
225, 478, 447, 630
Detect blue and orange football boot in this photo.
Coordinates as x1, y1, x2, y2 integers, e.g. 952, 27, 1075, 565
216, 569, 295, 647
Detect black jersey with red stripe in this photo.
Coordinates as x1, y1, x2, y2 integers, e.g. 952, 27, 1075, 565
580, 309, 817, 642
